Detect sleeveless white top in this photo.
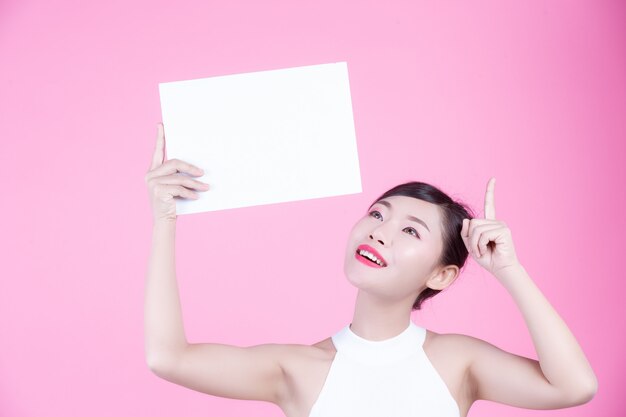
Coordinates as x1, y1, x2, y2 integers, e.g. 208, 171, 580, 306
308, 321, 460, 417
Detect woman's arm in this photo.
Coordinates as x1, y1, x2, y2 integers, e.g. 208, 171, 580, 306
465, 264, 597, 408
144, 219, 186, 366
143, 219, 288, 404
143, 124, 288, 405
460, 178, 597, 409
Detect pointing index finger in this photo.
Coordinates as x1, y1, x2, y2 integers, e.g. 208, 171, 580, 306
484, 177, 496, 219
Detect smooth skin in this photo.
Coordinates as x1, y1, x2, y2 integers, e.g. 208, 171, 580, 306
144, 123, 597, 417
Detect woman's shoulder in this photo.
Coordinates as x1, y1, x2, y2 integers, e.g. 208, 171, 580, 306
425, 328, 488, 348
311, 336, 336, 353
423, 328, 489, 364
422, 329, 485, 415
274, 337, 336, 364
424, 328, 527, 370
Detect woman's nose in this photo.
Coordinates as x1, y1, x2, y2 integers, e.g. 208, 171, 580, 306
369, 220, 394, 245
369, 226, 387, 246
369, 234, 385, 245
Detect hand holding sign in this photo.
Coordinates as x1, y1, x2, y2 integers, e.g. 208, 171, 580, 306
144, 123, 211, 223
460, 178, 520, 278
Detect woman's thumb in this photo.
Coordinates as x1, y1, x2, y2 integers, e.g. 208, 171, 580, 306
150, 123, 166, 170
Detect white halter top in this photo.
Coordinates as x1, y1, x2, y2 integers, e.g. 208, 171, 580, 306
308, 321, 460, 417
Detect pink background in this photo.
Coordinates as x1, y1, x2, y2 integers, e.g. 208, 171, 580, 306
1, 1, 624, 416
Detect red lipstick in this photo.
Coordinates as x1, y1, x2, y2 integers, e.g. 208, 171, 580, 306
355, 244, 387, 268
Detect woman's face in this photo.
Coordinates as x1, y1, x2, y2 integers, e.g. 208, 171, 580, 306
343, 195, 446, 303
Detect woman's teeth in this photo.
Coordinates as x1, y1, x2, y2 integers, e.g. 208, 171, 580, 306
357, 249, 386, 267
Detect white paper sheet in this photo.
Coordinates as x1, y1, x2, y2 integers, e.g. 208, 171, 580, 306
158, 62, 362, 215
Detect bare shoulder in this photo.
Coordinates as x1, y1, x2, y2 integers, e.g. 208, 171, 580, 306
423, 330, 480, 384
423, 330, 547, 400
423, 329, 498, 373
424, 328, 486, 353
312, 336, 337, 352
422, 329, 485, 411
279, 337, 336, 366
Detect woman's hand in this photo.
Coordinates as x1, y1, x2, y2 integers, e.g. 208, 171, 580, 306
460, 178, 520, 278
144, 123, 210, 223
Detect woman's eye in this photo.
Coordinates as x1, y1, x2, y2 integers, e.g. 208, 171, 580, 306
369, 210, 382, 220
404, 227, 420, 238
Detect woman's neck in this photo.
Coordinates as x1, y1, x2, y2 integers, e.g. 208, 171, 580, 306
350, 289, 416, 341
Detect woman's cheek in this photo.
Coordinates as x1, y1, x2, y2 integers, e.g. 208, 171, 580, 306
400, 245, 431, 269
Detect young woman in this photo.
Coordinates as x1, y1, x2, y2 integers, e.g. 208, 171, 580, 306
144, 124, 597, 417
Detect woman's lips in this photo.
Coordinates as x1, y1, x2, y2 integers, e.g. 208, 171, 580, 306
355, 244, 387, 268
354, 251, 385, 268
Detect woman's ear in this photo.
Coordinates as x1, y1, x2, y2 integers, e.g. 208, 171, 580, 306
426, 265, 460, 290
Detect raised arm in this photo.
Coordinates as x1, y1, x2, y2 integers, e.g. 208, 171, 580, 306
463, 265, 597, 409
460, 178, 598, 409
144, 219, 186, 366
143, 124, 287, 404
143, 123, 204, 365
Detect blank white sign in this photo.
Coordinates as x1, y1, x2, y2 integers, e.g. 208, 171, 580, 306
159, 61, 362, 215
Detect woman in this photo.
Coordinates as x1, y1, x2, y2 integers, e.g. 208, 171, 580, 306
144, 124, 597, 417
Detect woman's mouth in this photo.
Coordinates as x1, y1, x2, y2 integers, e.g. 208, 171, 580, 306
354, 246, 387, 268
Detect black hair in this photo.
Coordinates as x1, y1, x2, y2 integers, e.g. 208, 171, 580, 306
369, 181, 475, 310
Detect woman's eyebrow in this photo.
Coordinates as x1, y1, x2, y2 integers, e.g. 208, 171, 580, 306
374, 200, 431, 233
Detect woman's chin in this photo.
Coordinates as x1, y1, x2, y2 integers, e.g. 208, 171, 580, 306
344, 264, 383, 290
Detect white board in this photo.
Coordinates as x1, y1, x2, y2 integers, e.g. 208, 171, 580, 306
159, 62, 362, 214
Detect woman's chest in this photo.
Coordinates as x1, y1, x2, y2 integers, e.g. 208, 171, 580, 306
279, 337, 472, 417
